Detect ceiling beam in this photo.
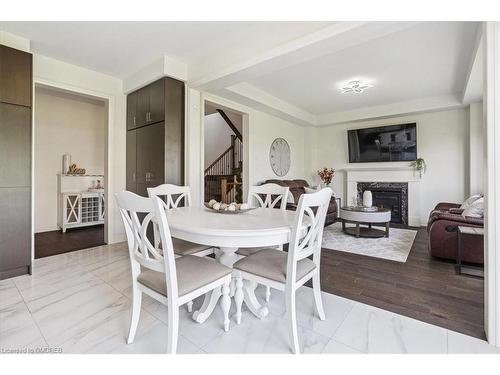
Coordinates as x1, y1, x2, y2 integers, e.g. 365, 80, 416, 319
462, 24, 484, 104
224, 82, 317, 126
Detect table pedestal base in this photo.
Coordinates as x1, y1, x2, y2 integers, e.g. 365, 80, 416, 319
192, 246, 269, 324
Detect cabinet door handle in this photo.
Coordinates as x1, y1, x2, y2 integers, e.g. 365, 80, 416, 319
132, 172, 136, 182
133, 116, 136, 126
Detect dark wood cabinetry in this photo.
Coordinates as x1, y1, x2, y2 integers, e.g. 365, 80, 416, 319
127, 78, 167, 129
0, 187, 31, 278
135, 122, 165, 196
0, 45, 32, 107
0, 44, 32, 280
126, 77, 185, 197
126, 91, 138, 130
136, 86, 149, 128
148, 78, 165, 125
0, 104, 31, 186
126, 130, 137, 192
164, 78, 184, 186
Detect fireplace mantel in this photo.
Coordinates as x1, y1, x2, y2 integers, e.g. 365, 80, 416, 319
342, 167, 422, 226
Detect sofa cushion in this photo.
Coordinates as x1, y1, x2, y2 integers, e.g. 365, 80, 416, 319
289, 187, 306, 204
462, 197, 484, 218
264, 179, 309, 204
304, 186, 320, 194
262, 179, 338, 226
460, 194, 482, 209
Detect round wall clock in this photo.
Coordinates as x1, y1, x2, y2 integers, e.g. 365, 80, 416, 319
269, 138, 291, 177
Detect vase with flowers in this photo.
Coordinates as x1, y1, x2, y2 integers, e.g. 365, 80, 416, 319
317, 167, 335, 187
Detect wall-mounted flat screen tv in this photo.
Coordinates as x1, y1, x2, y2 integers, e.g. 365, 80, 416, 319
348, 123, 417, 163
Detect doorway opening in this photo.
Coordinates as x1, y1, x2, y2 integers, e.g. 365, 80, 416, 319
33, 85, 107, 258
203, 102, 244, 203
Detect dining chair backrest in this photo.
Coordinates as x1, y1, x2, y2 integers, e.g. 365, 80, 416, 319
286, 188, 331, 284
247, 183, 290, 210
115, 191, 178, 297
147, 184, 192, 210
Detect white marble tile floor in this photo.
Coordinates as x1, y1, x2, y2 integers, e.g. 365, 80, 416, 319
1, 243, 498, 354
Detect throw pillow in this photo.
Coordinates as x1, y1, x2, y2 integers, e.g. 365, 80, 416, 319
460, 194, 482, 209
304, 186, 320, 194
462, 197, 484, 218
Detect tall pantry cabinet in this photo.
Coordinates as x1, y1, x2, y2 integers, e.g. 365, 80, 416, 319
0, 44, 32, 279
126, 77, 185, 196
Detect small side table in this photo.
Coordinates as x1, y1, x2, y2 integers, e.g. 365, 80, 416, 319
456, 226, 484, 278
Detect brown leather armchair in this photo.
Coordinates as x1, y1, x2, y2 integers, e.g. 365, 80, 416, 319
263, 179, 339, 226
427, 202, 484, 264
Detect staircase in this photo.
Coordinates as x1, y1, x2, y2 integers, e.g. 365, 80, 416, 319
204, 135, 243, 203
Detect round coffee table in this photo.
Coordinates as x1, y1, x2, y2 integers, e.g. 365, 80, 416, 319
340, 206, 392, 238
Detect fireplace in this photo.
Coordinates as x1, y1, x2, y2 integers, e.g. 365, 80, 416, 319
357, 182, 408, 224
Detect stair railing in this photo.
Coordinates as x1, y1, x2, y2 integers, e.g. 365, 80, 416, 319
204, 137, 243, 203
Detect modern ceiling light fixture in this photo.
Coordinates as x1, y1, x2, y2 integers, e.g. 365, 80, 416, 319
340, 80, 373, 94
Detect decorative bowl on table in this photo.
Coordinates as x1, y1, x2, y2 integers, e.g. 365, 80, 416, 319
204, 200, 255, 214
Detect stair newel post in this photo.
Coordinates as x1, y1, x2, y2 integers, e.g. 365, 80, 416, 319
231, 135, 236, 171
221, 177, 228, 203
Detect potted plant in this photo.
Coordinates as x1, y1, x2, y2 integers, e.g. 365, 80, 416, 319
317, 167, 335, 187
411, 158, 426, 178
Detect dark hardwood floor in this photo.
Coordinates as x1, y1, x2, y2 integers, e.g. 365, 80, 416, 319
35, 225, 105, 259
319, 226, 485, 339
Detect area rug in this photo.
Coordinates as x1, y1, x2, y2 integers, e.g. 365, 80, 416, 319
321, 222, 417, 262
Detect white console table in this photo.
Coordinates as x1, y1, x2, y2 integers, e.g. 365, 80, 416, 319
57, 174, 105, 232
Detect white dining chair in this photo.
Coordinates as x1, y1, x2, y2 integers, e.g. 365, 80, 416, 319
147, 184, 215, 258
236, 183, 290, 302
148, 184, 216, 313
115, 191, 232, 354
233, 188, 332, 354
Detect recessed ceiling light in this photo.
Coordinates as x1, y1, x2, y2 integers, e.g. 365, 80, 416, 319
340, 80, 373, 94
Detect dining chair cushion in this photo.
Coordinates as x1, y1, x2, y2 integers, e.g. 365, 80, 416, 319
137, 255, 232, 297
236, 247, 268, 256
172, 237, 212, 256
233, 248, 316, 283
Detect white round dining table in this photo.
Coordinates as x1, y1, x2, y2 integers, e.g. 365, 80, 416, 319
166, 206, 300, 324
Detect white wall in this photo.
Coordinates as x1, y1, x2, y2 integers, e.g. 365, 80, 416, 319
247, 109, 306, 185
469, 101, 484, 195
34, 88, 105, 233
33, 53, 126, 244
310, 108, 469, 225
204, 113, 236, 169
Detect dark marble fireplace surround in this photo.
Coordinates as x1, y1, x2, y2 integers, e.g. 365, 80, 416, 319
357, 182, 409, 224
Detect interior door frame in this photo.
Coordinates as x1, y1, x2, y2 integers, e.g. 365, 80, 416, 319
484, 21, 500, 348
200, 96, 250, 205
31, 78, 113, 262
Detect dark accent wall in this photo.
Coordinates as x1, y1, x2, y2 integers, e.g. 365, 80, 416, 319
0, 44, 33, 279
